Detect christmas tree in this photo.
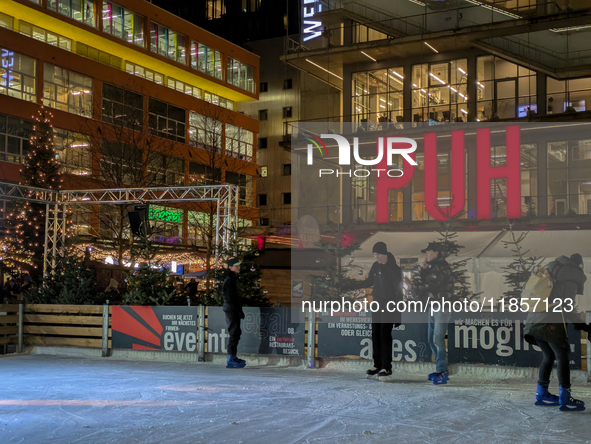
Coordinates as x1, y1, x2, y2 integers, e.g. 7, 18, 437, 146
123, 236, 178, 306
25, 251, 104, 305
501, 223, 543, 303
411, 220, 478, 302
3, 107, 64, 276
309, 224, 364, 302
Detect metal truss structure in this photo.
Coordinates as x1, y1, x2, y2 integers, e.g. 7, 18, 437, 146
0, 183, 238, 276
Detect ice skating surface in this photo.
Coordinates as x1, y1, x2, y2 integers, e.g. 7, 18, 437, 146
1, 355, 590, 444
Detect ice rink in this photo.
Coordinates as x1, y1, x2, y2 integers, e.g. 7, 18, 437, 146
1, 354, 590, 443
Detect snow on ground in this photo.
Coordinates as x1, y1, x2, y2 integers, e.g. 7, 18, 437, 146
1, 355, 590, 444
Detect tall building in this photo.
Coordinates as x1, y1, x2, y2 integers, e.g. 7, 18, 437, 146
0, 0, 260, 267
284, 0, 591, 229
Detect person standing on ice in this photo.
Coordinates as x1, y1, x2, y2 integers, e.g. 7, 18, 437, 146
524, 253, 589, 411
406, 242, 453, 385
349, 242, 403, 379
223, 258, 246, 369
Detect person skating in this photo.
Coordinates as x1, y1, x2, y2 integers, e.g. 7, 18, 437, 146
223, 258, 246, 369
350, 242, 403, 380
406, 242, 453, 385
524, 253, 588, 411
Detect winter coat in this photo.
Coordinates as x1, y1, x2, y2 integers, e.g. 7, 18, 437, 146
524, 255, 587, 350
222, 270, 243, 314
351, 252, 403, 323
415, 256, 453, 302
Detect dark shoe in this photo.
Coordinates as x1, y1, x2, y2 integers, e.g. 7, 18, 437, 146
366, 367, 380, 376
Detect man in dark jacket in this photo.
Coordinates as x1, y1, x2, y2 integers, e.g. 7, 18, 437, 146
223, 258, 246, 369
350, 242, 403, 379
411, 242, 453, 385
524, 253, 588, 411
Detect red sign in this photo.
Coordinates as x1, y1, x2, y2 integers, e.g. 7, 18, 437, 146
376, 125, 521, 222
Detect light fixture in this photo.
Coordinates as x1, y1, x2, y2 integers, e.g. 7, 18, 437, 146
550, 25, 591, 32
361, 51, 377, 62
305, 59, 343, 80
391, 70, 404, 79
458, 67, 466, 75
424, 42, 438, 53
429, 73, 446, 85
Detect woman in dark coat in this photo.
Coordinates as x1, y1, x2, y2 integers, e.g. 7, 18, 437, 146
524, 253, 588, 411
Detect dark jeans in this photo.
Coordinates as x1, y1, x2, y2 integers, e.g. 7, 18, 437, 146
224, 311, 242, 356
537, 339, 570, 389
372, 322, 394, 371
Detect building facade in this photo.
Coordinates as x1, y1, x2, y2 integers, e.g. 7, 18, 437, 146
285, 0, 591, 234
0, 0, 260, 264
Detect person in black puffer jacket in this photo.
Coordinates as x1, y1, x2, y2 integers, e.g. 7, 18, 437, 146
350, 242, 403, 379
223, 257, 246, 369
524, 253, 588, 411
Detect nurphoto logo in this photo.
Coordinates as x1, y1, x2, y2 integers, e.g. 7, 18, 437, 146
305, 133, 418, 178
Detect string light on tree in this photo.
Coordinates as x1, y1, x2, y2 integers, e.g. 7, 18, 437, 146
3, 107, 65, 275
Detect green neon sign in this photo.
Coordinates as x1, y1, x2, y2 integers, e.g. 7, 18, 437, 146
149, 208, 182, 223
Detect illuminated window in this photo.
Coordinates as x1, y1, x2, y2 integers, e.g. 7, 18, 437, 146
167, 77, 202, 99
53, 128, 92, 176
190, 41, 223, 80
102, 1, 144, 47
124, 61, 164, 85
0, 48, 37, 103
150, 22, 186, 65
189, 111, 221, 152
44, 63, 93, 117
476, 56, 536, 121
0, 113, 33, 164
19, 21, 72, 51
225, 124, 253, 161
48, 0, 96, 27
227, 57, 255, 93
412, 60, 467, 124
353, 66, 404, 130
547, 76, 591, 115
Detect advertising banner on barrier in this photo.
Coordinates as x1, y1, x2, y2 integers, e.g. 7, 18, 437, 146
317, 311, 430, 362
112, 306, 198, 351
448, 313, 582, 369
207, 307, 305, 356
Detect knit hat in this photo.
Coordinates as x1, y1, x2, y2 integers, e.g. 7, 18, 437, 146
570, 253, 583, 267
372, 242, 388, 255
227, 257, 241, 267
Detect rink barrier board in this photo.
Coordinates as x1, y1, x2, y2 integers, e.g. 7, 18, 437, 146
6, 304, 590, 376
21, 303, 112, 350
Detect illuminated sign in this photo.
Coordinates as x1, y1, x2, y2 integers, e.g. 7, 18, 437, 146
149, 208, 182, 223
302, 0, 323, 42
1, 49, 14, 86
375, 126, 521, 222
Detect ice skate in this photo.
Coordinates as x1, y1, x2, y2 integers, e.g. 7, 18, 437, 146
226, 355, 246, 369
558, 386, 585, 412
535, 383, 559, 406
366, 367, 379, 379
432, 371, 449, 385
377, 369, 392, 382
